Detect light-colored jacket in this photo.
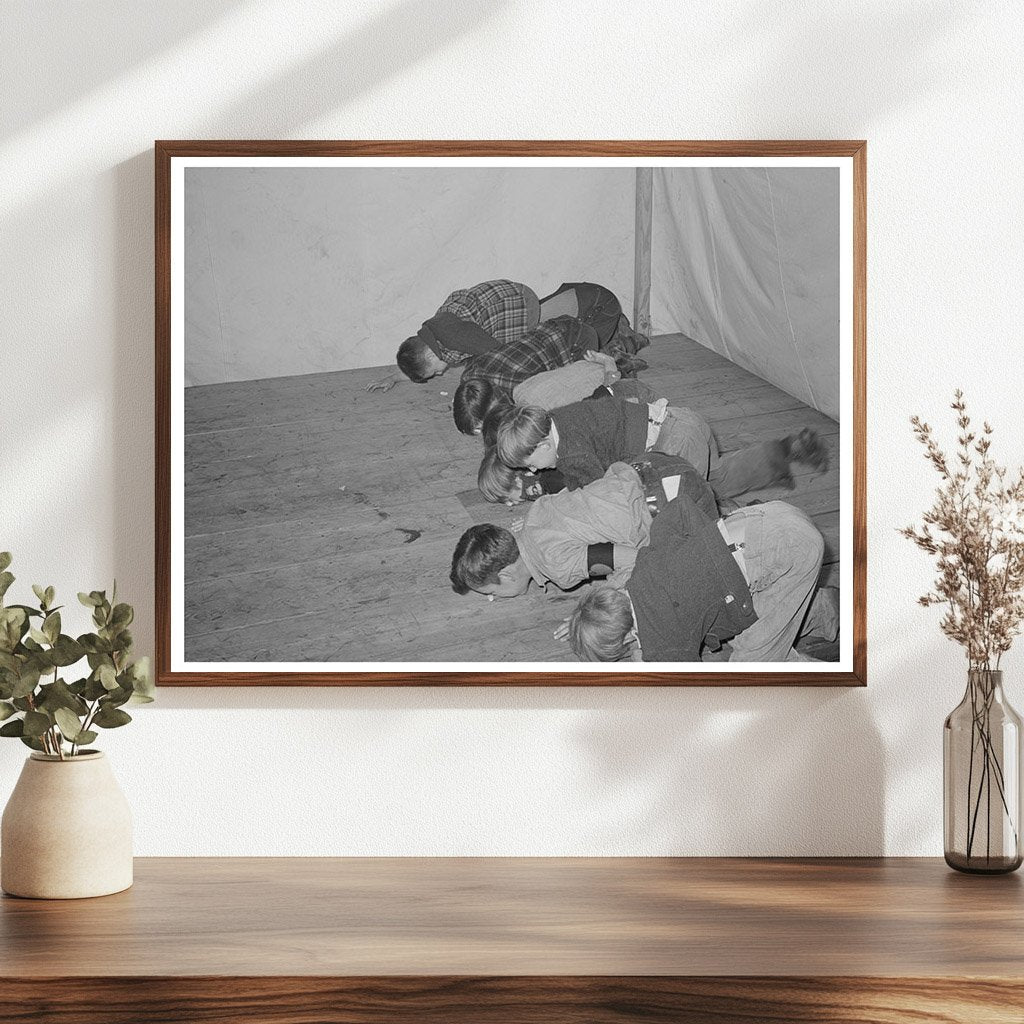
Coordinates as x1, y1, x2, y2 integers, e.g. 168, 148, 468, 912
517, 462, 652, 590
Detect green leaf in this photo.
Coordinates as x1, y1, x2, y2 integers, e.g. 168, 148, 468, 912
31, 584, 47, 608
54, 707, 85, 741
93, 705, 131, 729
78, 592, 100, 608
50, 635, 85, 667
36, 679, 88, 717
83, 675, 108, 701
44, 586, 55, 608
20, 735, 45, 752
2, 606, 27, 628
74, 730, 98, 746
0, 700, 16, 721
103, 685, 132, 709
0, 552, 11, 573
0, 718, 24, 737
110, 603, 133, 630
127, 657, 155, 701
0, 607, 27, 652
83, 636, 113, 657
98, 664, 118, 690
28, 627, 49, 646
8, 604, 42, 619
12, 697, 33, 712
11, 665, 42, 700
22, 710, 51, 738
42, 611, 60, 644
0, 651, 20, 674
0, 572, 14, 602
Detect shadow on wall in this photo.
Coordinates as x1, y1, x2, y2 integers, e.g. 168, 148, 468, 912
108, 0, 507, 659
728, 2, 972, 131
569, 687, 885, 856
113, 150, 158, 665
0, 1, 245, 139
194, 0, 506, 137
142, 682, 886, 856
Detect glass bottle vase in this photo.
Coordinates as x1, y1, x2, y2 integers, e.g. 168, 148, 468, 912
944, 669, 1023, 873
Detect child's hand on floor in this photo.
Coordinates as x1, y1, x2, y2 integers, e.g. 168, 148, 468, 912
366, 376, 399, 393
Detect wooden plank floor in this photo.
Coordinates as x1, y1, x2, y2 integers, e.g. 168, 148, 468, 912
183, 335, 839, 664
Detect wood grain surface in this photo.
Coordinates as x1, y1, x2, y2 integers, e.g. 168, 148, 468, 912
155, 139, 867, 687
1, 857, 1020, 1023
1, 976, 1022, 1024
181, 334, 842, 668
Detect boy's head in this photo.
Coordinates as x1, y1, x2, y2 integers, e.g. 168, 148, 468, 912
449, 524, 532, 598
397, 336, 447, 383
479, 402, 513, 448
453, 378, 508, 435
477, 448, 544, 506
568, 588, 636, 661
496, 405, 557, 470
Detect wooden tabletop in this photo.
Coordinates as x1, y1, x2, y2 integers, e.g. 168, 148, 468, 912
3, 857, 1023, 1022
2, 856, 1022, 977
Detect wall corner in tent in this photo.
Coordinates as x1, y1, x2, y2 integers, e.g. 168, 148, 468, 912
633, 167, 653, 336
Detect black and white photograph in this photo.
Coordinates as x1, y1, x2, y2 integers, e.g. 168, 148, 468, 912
160, 144, 863, 683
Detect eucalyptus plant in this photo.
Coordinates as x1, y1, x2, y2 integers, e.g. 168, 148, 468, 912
0, 552, 153, 759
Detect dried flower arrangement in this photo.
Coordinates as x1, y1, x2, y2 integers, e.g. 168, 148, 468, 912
901, 390, 1024, 669
902, 390, 1024, 870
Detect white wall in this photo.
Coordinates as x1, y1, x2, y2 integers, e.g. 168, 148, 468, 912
185, 166, 636, 384
2, 0, 1022, 856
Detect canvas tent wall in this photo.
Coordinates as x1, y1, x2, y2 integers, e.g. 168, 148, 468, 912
649, 167, 840, 420
184, 167, 636, 386
184, 163, 841, 416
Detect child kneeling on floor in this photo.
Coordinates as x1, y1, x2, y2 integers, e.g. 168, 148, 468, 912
495, 397, 828, 500
566, 493, 840, 663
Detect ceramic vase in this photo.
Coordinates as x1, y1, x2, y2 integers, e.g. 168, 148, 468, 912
1, 750, 133, 898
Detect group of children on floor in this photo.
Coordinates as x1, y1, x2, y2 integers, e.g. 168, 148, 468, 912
395, 279, 839, 663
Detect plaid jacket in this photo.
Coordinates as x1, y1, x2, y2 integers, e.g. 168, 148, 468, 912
460, 316, 600, 398
436, 279, 535, 356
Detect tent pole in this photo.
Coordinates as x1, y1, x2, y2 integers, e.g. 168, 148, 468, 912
633, 167, 653, 336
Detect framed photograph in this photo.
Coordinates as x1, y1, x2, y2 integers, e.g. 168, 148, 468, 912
156, 141, 865, 686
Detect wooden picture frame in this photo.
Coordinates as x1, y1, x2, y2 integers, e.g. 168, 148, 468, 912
156, 140, 866, 686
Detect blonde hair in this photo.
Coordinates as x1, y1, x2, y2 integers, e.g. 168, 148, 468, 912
496, 405, 552, 468
477, 448, 522, 504
568, 588, 635, 662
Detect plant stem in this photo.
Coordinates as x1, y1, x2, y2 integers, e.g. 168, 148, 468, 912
966, 680, 979, 852
53, 665, 64, 760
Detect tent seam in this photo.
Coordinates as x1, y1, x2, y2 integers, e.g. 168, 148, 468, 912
707, 192, 732, 362
764, 168, 818, 411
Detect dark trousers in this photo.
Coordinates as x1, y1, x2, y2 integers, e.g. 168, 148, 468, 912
539, 282, 649, 359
